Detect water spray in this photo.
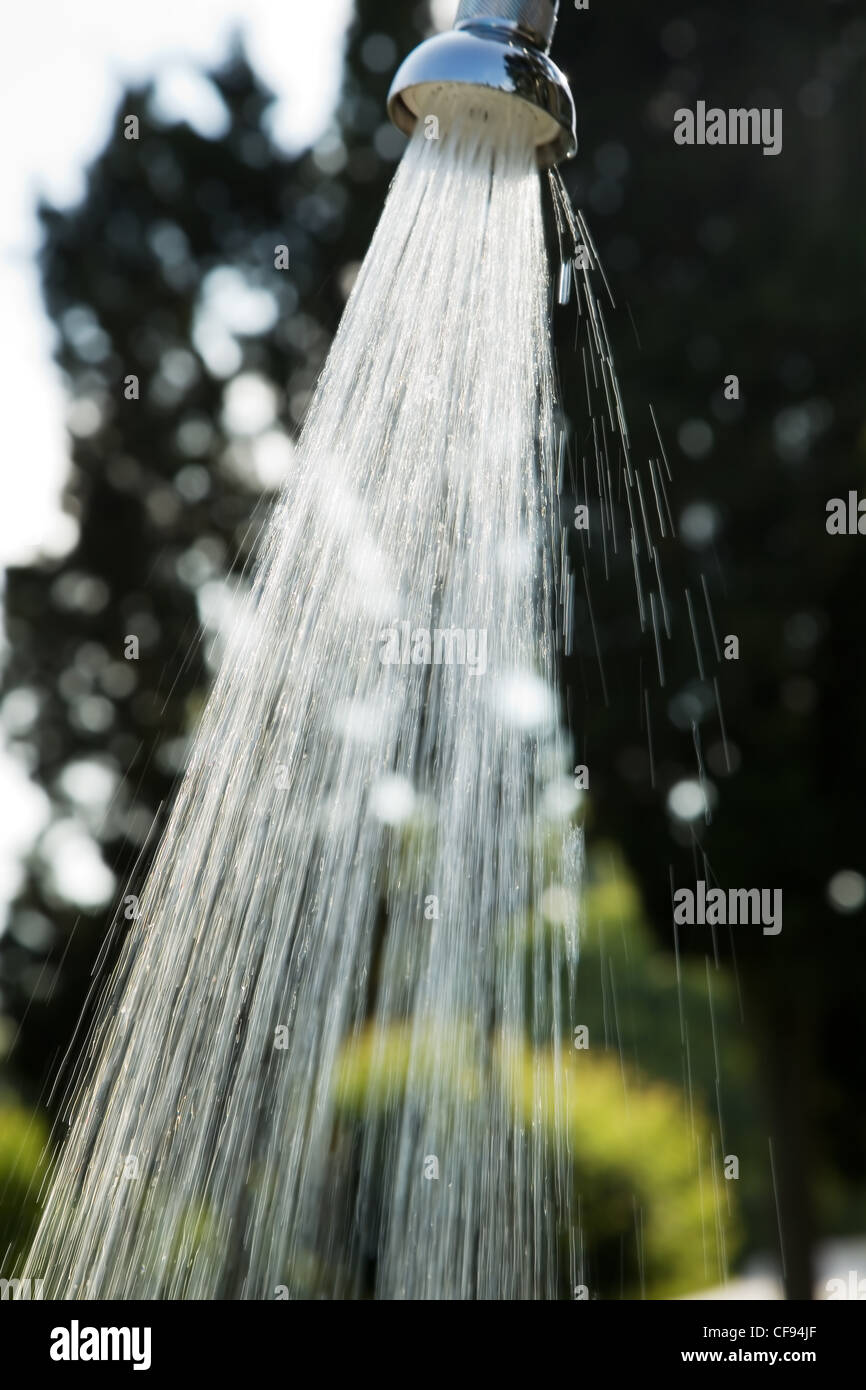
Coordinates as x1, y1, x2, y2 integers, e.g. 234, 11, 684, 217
387, 0, 576, 167
21, 5, 593, 1302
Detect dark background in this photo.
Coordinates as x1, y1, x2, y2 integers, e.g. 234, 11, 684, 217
1, 0, 863, 1298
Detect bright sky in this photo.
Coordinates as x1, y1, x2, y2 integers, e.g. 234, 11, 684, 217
0, 0, 362, 568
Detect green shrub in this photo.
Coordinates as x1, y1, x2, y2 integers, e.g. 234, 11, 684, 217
335, 1022, 737, 1298
0, 1098, 49, 1270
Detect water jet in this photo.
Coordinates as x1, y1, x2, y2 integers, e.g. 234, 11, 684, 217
22, 6, 586, 1302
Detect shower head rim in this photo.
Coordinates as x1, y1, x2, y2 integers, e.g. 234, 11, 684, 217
387, 28, 577, 168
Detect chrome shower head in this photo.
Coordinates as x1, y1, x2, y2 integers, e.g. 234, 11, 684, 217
387, 0, 576, 168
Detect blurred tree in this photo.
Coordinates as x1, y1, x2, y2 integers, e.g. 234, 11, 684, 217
0, 1, 425, 1095
553, 0, 866, 1298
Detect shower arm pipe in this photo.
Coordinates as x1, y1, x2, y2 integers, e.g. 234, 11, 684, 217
454, 0, 560, 52
387, 0, 576, 168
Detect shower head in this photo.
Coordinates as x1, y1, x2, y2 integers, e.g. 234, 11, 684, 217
387, 0, 576, 168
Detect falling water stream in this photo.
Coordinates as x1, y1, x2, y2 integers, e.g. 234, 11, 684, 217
23, 93, 584, 1299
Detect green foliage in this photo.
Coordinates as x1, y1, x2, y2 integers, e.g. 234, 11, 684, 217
336, 1021, 737, 1298
533, 840, 768, 1263
0, 1099, 49, 1268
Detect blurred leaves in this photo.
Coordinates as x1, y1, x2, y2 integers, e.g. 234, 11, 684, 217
0, 1100, 48, 1269
336, 1018, 737, 1298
